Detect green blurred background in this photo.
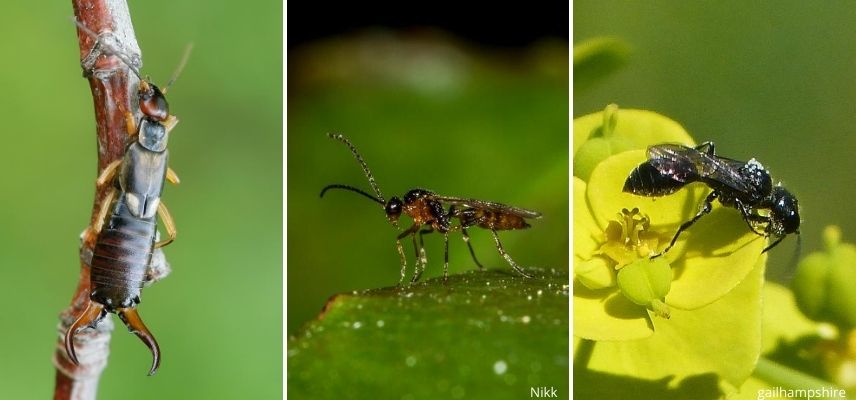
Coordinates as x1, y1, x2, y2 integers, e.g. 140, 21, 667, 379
287, 22, 569, 333
0, 1, 281, 399
574, 1, 856, 281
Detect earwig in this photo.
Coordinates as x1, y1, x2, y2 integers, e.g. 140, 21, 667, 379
64, 21, 187, 376
321, 133, 542, 284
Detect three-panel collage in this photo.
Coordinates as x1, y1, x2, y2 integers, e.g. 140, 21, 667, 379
3, 1, 855, 399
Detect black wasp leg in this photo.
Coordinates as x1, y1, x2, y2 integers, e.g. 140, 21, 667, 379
695, 141, 715, 155
461, 227, 484, 270
396, 223, 421, 285
491, 229, 533, 278
762, 235, 786, 253
411, 228, 433, 283
734, 199, 768, 236
654, 191, 718, 258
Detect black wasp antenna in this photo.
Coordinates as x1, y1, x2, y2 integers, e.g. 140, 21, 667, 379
326, 133, 386, 204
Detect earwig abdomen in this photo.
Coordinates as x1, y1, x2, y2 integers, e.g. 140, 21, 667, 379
90, 196, 157, 309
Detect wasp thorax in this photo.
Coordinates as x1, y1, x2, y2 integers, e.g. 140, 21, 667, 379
385, 197, 402, 222
600, 208, 662, 266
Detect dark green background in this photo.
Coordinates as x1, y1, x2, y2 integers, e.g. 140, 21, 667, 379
0, 1, 281, 399
287, 34, 569, 335
574, 1, 856, 280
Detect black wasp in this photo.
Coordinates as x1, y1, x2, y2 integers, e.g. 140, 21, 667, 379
321, 133, 541, 283
624, 142, 800, 256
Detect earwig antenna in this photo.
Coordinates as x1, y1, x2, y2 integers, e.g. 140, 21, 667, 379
163, 43, 194, 94
320, 184, 384, 205
327, 133, 385, 203
71, 17, 143, 80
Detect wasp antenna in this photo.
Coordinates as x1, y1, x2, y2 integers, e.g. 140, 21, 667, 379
320, 184, 385, 206
117, 308, 161, 376
327, 133, 386, 203
70, 17, 144, 80
64, 301, 106, 365
163, 43, 194, 94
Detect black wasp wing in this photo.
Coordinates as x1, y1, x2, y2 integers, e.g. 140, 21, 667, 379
647, 144, 755, 193
432, 195, 543, 219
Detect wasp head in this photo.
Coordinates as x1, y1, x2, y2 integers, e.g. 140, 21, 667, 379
768, 186, 800, 236
385, 197, 403, 224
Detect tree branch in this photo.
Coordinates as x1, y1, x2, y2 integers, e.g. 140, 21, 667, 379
53, 1, 144, 399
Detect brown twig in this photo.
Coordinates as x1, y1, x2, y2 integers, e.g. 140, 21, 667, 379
53, 1, 142, 399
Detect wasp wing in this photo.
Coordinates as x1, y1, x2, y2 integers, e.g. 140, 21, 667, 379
647, 144, 755, 193
432, 195, 542, 219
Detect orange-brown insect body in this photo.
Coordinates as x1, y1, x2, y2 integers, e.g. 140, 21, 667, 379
457, 208, 530, 230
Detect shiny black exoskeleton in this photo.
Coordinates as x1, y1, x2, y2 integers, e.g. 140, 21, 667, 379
624, 142, 800, 256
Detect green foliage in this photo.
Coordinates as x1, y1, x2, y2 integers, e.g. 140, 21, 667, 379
288, 269, 569, 399
573, 37, 630, 93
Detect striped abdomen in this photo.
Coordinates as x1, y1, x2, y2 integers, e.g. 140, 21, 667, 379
90, 195, 157, 310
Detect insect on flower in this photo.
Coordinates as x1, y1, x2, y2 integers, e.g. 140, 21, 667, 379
624, 142, 800, 257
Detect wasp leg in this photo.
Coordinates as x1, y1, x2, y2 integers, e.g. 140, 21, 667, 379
411, 228, 433, 283
461, 227, 484, 270
734, 199, 767, 236
154, 202, 177, 248
64, 301, 106, 365
762, 235, 786, 253
695, 141, 715, 155
443, 232, 450, 280
117, 307, 161, 376
96, 160, 122, 187
396, 224, 421, 285
84, 187, 117, 246
654, 191, 718, 258
491, 229, 533, 278
166, 167, 180, 185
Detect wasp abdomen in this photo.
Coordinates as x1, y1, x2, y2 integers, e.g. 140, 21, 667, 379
90, 198, 157, 309
623, 162, 689, 196
459, 209, 530, 230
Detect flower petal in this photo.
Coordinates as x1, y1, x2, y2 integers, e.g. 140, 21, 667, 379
573, 281, 654, 341
573, 108, 695, 159
581, 253, 766, 389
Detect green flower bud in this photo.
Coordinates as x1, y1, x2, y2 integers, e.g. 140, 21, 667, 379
793, 226, 856, 329
617, 257, 673, 318
573, 104, 633, 181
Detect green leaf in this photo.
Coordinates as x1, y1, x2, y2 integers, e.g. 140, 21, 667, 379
288, 270, 569, 399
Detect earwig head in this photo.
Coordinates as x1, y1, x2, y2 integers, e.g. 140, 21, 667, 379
385, 197, 403, 223
769, 186, 800, 236
138, 81, 170, 122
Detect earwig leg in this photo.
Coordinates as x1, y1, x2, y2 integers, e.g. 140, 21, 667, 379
653, 191, 718, 258
162, 115, 179, 133
154, 202, 177, 248
443, 232, 450, 280
124, 111, 137, 136
64, 301, 106, 365
85, 188, 117, 245
166, 167, 181, 185
491, 229, 533, 278
96, 160, 122, 187
117, 307, 161, 376
461, 228, 484, 270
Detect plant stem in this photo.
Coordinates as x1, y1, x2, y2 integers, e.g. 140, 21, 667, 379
753, 357, 843, 397
53, 1, 142, 399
